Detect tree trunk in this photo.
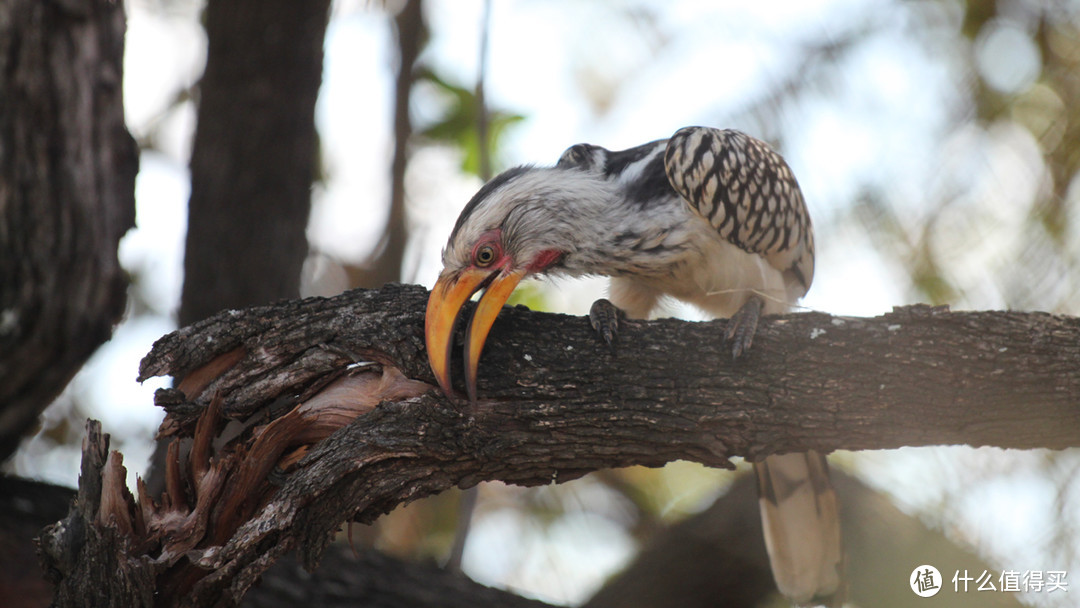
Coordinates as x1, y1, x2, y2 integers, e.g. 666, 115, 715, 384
0, 0, 137, 461
150, 0, 331, 496
179, 0, 330, 327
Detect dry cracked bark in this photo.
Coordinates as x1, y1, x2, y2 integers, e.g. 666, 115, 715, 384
38, 283, 1080, 606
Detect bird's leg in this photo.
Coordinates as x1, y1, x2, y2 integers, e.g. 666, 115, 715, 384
589, 298, 624, 350
726, 294, 764, 359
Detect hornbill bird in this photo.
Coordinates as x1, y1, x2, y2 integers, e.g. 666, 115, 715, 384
425, 126, 843, 606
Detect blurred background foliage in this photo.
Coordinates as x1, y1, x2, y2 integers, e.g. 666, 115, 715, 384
8, 0, 1080, 606
415, 67, 526, 177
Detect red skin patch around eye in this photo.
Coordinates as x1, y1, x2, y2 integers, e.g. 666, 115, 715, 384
471, 230, 507, 269
527, 249, 563, 273
469, 229, 562, 274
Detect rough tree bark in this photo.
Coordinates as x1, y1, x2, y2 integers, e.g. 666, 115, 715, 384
0, 2, 135, 604
0, 0, 136, 461
37, 284, 1080, 606
179, 0, 330, 327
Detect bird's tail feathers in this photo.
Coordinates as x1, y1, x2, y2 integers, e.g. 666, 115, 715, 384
754, 451, 844, 607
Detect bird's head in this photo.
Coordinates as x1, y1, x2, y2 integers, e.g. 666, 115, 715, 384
425, 162, 618, 401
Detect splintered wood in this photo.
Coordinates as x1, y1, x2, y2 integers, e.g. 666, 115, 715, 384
39, 317, 429, 607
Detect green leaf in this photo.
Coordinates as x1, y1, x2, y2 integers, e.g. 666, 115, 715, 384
414, 67, 525, 177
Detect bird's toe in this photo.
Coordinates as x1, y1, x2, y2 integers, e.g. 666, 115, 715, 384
589, 298, 624, 351
727, 295, 764, 359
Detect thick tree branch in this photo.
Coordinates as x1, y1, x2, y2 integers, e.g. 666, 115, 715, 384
40, 283, 1080, 605
141, 283, 1080, 453
27, 441, 547, 608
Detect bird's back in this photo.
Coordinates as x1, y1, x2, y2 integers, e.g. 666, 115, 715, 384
592, 130, 808, 319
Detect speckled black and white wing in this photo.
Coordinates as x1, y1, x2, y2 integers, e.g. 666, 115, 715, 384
663, 127, 815, 296
666, 127, 841, 606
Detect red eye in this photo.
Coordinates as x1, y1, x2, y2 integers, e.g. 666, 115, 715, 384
474, 242, 498, 267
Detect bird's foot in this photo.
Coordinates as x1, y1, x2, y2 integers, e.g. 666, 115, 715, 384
726, 295, 764, 359
589, 298, 624, 351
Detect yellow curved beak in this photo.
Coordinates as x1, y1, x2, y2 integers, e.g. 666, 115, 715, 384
425, 267, 525, 401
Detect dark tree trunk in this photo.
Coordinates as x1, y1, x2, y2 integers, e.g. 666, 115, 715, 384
150, 0, 332, 497
0, 0, 136, 461
179, 0, 330, 327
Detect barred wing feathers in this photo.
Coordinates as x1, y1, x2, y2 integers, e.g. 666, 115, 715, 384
663, 126, 815, 295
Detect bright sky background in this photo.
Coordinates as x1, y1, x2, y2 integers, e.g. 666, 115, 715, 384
8, 1, 1075, 606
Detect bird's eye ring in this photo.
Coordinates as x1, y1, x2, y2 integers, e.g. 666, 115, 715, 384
474, 244, 497, 267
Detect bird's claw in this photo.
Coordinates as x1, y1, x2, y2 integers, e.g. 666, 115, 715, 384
726, 295, 764, 359
589, 298, 623, 351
